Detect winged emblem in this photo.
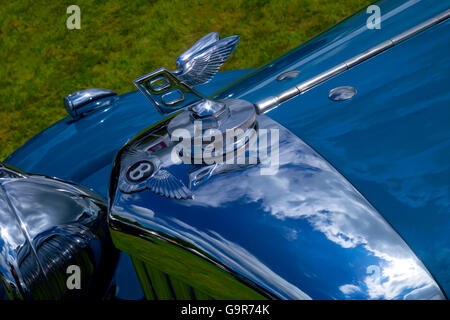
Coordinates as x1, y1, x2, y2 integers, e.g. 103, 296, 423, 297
133, 32, 239, 115
146, 169, 192, 200
172, 32, 240, 87
119, 147, 192, 200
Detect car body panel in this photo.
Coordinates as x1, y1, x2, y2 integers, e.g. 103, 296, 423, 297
108, 114, 444, 300
213, 0, 449, 103
3, 0, 449, 299
263, 20, 450, 295
212, 6, 450, 295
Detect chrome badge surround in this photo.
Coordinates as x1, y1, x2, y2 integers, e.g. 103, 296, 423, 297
118, 147, 192, 200
115, 108, 274, 200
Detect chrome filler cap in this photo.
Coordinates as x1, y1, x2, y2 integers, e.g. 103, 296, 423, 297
168, 99, 257, 162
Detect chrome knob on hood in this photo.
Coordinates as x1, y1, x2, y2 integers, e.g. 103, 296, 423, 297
64, 88, 117, 120
168, 99, 257, 163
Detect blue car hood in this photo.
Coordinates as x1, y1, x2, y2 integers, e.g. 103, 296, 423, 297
212, 0, 450, 295
5, 0, 449, 297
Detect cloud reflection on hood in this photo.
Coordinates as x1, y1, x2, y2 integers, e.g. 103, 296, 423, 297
112, 116, 444, 299
113, 203, 311, 300
177, 122, 443, 299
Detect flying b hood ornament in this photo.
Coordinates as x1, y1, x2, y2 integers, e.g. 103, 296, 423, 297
128, 32, 267, 200
134, 32, 239, 115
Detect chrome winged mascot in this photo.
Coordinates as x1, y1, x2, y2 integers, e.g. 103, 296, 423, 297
1, 0, 449, 300
173, 32, 240, 87
133, 32, 239, 115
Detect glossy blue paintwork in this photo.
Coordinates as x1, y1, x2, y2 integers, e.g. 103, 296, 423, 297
5, 69, 252, 198
109, 115, 444, 299
4, 0, 449, 299
214, 0, 450, 103
274, 21, 450, 296
213, 0, 450, 296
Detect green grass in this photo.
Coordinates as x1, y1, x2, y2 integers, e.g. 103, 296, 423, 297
0, 0, 372, 160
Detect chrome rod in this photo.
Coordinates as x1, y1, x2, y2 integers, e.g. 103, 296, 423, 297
255, 9, 450, 114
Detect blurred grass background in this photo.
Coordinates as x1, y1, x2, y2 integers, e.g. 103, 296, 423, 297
0, 0, 372, 160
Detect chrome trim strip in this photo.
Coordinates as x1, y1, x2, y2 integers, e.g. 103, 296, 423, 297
255, 9, 450, 114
